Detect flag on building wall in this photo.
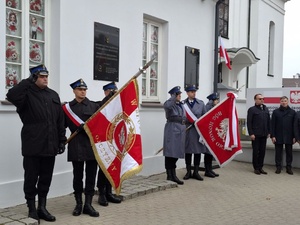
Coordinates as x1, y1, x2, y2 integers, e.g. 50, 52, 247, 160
194, 92, 242, 167
219, 36, 232, 70
84, 79, 143, 195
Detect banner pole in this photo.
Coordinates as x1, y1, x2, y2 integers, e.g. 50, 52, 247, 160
65, 57, 156, 144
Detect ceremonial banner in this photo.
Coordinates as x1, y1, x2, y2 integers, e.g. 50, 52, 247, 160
194, 92, 242, 167
84, 79, 143, 195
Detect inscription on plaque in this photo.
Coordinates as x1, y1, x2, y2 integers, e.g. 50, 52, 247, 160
94, 22, 119, 81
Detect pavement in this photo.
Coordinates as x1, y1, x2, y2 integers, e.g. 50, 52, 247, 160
1, 160, 300, 225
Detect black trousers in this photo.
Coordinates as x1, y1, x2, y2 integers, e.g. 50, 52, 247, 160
251, 136, 267, 170
72, 160, 98, 196
275, 144, 293, 168
184, 153, 201, 166
165, 157, 178, 169
97, 168, 108, 189
23, 156, 55, 201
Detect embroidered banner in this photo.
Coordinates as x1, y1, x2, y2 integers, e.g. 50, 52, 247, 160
194, 92, 242, 167
84, 79, 143, 195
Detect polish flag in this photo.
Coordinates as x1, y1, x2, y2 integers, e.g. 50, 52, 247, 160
219, 36, 232, 70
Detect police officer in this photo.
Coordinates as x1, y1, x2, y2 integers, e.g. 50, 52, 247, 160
247, 93, 270, 175
6, 64, 66, 223
204, 92, 220, 178
163, 86, 186, 185
182, 85, 207, 181
96, 82, 122, 206
63, 79, 99, 217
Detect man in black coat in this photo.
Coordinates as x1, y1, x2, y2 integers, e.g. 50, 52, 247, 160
271, 96, 296, 175
247, 93, 271, 175
96, 82, 122, 206
63, 79, 99, 217
6, 64, 66, 223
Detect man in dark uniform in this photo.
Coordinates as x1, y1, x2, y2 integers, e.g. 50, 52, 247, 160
63, 79, 99, 217
96, 82, 122, 206
247, 93, 271, 175
6, 64, 66, 223
182, 85, 207, 181
271, 96, 296, 175
163, 86, 186, 185
204, 92, 220, 178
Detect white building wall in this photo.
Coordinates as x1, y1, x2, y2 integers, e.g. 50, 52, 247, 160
0, 0, 288, 207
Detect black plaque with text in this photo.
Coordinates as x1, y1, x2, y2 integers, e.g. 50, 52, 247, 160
184, 46, 199, 89
93, 22, 119, 81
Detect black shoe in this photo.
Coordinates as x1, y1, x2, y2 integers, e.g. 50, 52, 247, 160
83, 195, 99, 217
211, 170, 219, 177
72, 204, 82, 216
82, 204, 99, 217
37, 208, 56, 222
106, 193, 122, 204
183, 171, 192, 180
286, 169, 293, 175
259, 169, 267, 175
275, 168, 281, 174
98, 194, 108, 206
204, 171, 215, 178
171, 169, 184, 185
254, 169, 261, 175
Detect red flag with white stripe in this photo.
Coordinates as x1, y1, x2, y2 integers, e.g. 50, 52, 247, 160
194, 92, 242, 167
219, 36, 232, 70
84, 79, 143, 195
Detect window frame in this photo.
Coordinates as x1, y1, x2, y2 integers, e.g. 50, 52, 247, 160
4, 0, 48, 98
142, 19, 161, 103
219, 0, 229, 38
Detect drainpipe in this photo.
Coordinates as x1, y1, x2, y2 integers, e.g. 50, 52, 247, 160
213, 0, 225, 93
246, 0, 251, 88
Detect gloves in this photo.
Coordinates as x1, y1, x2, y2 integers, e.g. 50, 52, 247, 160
57, 142, 65, 154
28, 74, 37, 83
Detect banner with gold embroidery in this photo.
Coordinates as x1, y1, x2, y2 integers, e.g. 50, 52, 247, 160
84, 79, 143, 195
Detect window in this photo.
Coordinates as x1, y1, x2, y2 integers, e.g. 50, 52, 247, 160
268, 21, 275, 77
219, 0, 229, 38
5, 0, 46, 91
142, 20, 161, 102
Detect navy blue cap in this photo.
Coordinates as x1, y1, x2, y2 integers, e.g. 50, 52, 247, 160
185, 85, 198, 92
207, 92, 219, 100
70, 79, 88, 89
168, 86, 181, 95
29, 64, 48, 76
103, 82, 117, 91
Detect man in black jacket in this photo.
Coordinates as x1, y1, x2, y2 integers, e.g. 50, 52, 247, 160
271, 96, 296, 175
247, 94, 271, 175
63, 79, 99, 217
6, 64, 66, 223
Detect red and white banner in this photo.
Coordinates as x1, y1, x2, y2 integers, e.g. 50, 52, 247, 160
219, 36, 232, 70
194, 92, 242, 167
84, 79, 143, 195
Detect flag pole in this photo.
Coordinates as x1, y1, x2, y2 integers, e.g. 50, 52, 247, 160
155, 123, 194, 155
65, 56, 156, 144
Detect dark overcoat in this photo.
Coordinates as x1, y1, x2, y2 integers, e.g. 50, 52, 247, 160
247, 104, 271, 137
163, 95, 186, 158
184, 98, 208, 154
6, 79, 66, 156
271, 106, 296, 144
64, 98, 99, 161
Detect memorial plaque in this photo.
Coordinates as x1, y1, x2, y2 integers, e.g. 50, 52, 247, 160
184, 46, 199, 89
94, 22, 119, 81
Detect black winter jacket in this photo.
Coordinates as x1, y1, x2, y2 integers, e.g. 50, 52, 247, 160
247, 104, 271, 137
64, 98, 99, 161
6, 79, 66, 156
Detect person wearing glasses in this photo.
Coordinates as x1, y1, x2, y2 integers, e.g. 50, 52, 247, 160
247, 94, 271, 175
